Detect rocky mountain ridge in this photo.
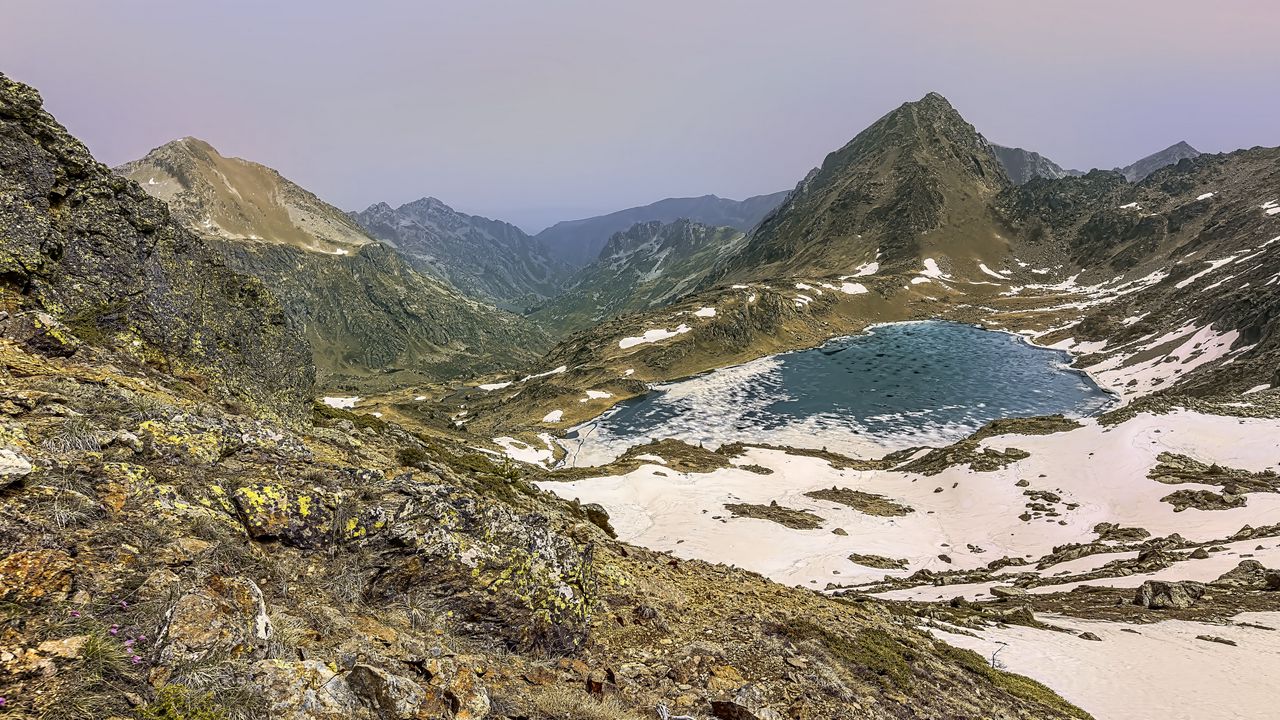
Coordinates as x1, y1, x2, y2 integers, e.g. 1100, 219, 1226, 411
991, 144, 1082, 184
351, 197, 572, 311
529, 219, 747, 333
117, 138, 373, 254
1118, 141, 1201, 182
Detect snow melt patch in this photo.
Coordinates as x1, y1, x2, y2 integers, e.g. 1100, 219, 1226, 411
1244, 384, 1271, 395
478, 382, 512, 391
1196, 192, 1215, 201
494, 433, 558, 467
978, 262, 1010, 280
521, 365, 568, 382
1119, 201, 1141, 209
322, 396, 360, 409
1175, 255, 1238, 289
579, 389, 613, 403
693, 307, 716, 318
921, 258, 948, 278
539, 411, 1280, 591
619, 325, 691, 349
934, 612, 1280, 720
541, 409, 564, 423
844, 261, 880, 278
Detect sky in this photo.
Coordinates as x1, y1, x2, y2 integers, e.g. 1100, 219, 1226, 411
2, 1, 1277, 232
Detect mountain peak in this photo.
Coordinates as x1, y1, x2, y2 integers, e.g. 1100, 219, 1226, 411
117, 136, 373, 252
1119, 141, 1202, 181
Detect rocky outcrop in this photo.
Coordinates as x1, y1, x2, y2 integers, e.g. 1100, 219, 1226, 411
1133, 580, 1205, 609
0, 72, 313, 422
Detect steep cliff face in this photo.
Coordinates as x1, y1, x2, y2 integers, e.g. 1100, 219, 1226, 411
0, 73, 313, 422
991, 144, 1079, 184
351, 197, 571, 311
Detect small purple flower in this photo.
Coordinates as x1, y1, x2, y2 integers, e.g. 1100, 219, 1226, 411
131, 655, 143, 665
119, 600, 128, 609
108, 624, 119, 636
69, 610, 81, 618
137, 634, 146, 642
0, 696, 7, 706
124, 639, 134, 647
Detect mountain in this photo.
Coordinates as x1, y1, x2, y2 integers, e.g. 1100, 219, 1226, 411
485, 93, 1278, 432
118, 139, 549, 390
1118, 140, 1201, 182
710, 92, 1011, 283
535, 191, 788, 267
116, 137, 373, 253
991, 143, 1082, 184
1, 72, 1094, 720
1, 75, 312, 422
529, 219, 747, 332
350, 197, 571, 311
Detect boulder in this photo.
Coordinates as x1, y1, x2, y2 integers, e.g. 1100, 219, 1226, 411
990, 586, 1028, 600
346, 664, 426, 718
1133, 580, 1205, 609
251, 659, 364, 719
157, 576, 273, 667
1212, 560, 1273, 589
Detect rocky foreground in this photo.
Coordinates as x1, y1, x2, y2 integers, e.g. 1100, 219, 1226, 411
0, 73, 1096, 719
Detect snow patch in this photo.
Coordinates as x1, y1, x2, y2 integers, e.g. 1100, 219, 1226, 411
322, 396, 360, 409
619, 325, 692, 349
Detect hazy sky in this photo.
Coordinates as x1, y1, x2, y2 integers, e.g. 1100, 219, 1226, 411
3, 1, 1277, 232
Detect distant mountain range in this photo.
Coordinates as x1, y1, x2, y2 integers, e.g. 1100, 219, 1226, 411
530, 219, 747, 332
991, 140, 1200, 185
118, 139, 550, 389
534, 192, 788, 267
350, 197, 571, 311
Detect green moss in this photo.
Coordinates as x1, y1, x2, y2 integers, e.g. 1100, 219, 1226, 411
935, 643, 1093, 719
780, 619, 916, 690
137, 685, 229, 720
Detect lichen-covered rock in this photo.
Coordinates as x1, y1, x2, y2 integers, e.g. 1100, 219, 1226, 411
374, 483, 595, 652
0, 549, 75, 604
251, 659, 365, 720
346, 664, 426, 718
156, 576, 273, 669
0, 72, 314, 423
231, 482, 387, 549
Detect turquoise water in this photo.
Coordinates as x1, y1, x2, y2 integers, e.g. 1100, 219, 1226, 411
568, 321, 1113, 461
